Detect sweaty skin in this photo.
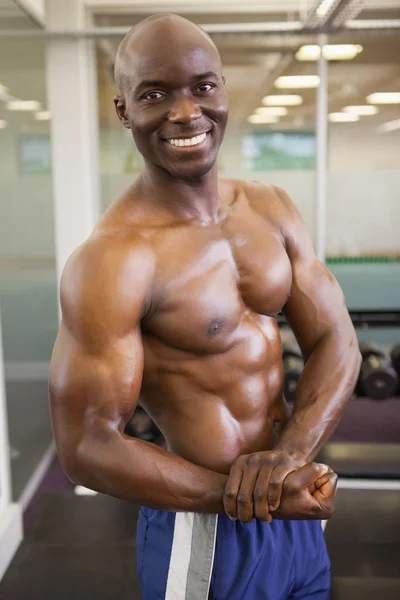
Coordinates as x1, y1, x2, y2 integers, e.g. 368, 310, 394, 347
49, 14, 360, 523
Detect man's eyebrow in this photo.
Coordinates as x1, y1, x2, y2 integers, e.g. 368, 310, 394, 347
135, 71, 219, 92
135, 80, 167, 92
192, 71, 218, 81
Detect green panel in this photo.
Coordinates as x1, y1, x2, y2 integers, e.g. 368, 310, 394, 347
242, 131, 316, 171
329, 263, 400, 346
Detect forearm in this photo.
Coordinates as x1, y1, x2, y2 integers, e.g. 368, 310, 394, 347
69, 431, 228, 514
276, 329, 361, 461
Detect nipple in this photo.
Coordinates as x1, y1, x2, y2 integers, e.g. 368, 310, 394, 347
207, 319, 222, 337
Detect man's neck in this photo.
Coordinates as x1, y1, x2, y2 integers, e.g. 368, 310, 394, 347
139, 162, 223, 224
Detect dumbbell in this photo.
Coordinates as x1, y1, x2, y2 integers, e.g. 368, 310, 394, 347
390, 345, 400, 393
282, 344, 304, 403
390, 344, 400, 375
357, 343, 399, 400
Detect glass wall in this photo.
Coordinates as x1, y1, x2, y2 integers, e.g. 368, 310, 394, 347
326, 31, 400, 342
97, 43, 143, 213
96, 30, 319, 243
0, 3, 58, 500
215, 33, 318, 242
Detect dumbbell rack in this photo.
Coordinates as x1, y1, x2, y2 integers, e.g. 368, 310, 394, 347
279, 309, 400, 479
277, 309, 400, 329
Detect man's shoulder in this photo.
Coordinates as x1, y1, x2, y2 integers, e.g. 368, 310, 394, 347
222, 177, 293, 222
67, 229, 154, 278
61, 230, 155, 315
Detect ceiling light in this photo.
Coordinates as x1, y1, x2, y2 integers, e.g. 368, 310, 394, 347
255, 107, 288, 117
262, 95, 303, 106
377, 119, 400, 133
248, 114, 280, 124
296, 44, 363, 61
346, 19, 400, 30
316, 0, 337, 18
7, 100, 42, 111
343, 105, 378, 115
0, 84, 8, 95
275, 76, 320, 89
35, 111, 51, 121
366, 92, 400, 105
293, 116, 305, 127
0, 120, 7, 129
329, 113, 360, 122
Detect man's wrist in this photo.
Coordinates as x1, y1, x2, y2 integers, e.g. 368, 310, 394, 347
273, 442, 311, 464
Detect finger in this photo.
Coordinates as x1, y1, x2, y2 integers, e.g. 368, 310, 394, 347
253, 466, 273, 523
223, 461, 244, 520
267, 465, 297, 511
308, 467, 334, 495
308, 482, 317, 495
285, 463, 329, 492
313, 472, 338, 502
312, 473, 338, 519
315, 470, 338, 490
237, 467, 260, 523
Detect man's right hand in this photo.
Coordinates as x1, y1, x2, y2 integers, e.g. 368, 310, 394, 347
270, 462, 338, 521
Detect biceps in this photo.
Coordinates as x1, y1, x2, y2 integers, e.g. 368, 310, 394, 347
49, 326, 143, 465
283, 258, 351, 357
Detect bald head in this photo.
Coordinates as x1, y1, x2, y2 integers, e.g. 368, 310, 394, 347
112, 13, 228, 180
114, 14, 221, 95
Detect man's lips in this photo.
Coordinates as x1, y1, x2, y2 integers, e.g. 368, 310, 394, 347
163, 131, 210, 149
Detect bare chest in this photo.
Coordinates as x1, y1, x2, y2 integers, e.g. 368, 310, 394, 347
142, 210, 292, 351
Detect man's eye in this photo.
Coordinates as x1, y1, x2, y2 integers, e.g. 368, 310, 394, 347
197, 83, 214, 93
143, 91, 163, 101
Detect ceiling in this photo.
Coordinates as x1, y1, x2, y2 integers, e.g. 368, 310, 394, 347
91, 0, 400, 130
0, 0, 399, 134
96, 29, 400, 132
91, 0, 400, 25
0, 0, 38, 28
0, 0, 20, 17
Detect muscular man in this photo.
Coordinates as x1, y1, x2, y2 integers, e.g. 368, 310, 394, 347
49, 14, 361, 600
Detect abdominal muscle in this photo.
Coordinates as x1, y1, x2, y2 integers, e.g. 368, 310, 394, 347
140, 331, 289, 475
164, 402, 284, 475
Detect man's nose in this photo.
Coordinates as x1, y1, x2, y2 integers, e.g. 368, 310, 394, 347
168, 96, 202, 124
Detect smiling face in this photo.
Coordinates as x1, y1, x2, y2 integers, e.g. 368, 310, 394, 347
114, 16, 229, 181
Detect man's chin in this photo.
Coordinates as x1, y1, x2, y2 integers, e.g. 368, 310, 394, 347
165, 158, 217, 182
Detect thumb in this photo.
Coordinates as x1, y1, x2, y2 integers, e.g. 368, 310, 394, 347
314, 471, 338, 495
285, 463, 330, 491
312, 472, 338, 506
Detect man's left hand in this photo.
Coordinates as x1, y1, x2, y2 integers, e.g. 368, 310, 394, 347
223, 450, 305, 523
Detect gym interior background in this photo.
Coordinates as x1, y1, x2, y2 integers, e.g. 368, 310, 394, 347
0, 0, 399, 598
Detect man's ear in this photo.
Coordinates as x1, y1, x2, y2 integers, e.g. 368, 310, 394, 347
114, 95, 131, 129
222, 76, 226, 85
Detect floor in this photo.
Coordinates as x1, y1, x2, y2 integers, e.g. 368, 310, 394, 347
5, 379, 53, 500
1, 455, 400, 599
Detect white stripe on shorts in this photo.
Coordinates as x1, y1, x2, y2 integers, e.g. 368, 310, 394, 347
165, 512, 218, 600
165, 512, 195, 599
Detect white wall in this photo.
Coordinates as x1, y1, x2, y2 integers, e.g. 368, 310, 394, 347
329, 124, 400, 172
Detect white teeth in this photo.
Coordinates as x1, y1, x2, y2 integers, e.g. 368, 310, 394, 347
168, 133, 207, 147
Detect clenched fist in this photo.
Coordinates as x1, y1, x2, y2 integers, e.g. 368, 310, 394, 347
224, 460, 338, 523
272, 462, 338, 521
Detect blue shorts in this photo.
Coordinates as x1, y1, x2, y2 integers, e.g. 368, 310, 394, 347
137, 507, 330, 600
